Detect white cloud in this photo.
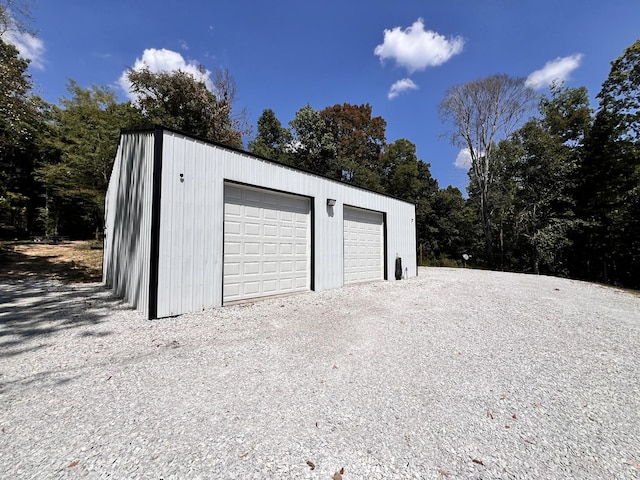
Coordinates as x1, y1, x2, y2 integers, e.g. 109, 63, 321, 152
525, 54, 584, 90
2, 28, 45, 69
119, 48, 213, 100
388, 78, 418, 100
454, 148, 473, 169
374, 18, 464, 74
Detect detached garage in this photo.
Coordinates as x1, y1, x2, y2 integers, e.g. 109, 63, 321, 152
103, 126, 416, 319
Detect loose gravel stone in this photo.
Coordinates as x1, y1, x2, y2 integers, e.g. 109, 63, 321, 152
1, 268, 639, 479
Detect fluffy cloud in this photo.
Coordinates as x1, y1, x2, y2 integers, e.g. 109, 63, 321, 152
525, 54, 584, 90
454, 148, 473, 169
119, 48, 213, 99
374, 18, 464, 74
2, 28, 45, 69
388, 78, 418, 100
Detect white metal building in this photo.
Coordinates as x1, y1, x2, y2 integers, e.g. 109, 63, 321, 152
103, 126, 417, 319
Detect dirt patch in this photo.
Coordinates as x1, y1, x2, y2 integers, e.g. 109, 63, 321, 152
0, 240, 103, 283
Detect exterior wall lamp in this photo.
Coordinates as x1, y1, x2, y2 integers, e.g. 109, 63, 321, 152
327, 198, 337, 207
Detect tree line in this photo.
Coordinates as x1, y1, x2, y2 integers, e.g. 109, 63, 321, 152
1, 13, 638, 288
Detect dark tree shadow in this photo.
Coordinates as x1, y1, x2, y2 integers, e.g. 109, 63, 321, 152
0, 278, 130, 360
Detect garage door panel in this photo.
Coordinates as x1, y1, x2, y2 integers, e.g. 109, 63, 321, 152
344, 206, 384, 285
224, 184, 311, 303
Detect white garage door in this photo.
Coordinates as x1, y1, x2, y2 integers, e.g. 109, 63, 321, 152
343, 206, 384, 284
223, 184, 310, 303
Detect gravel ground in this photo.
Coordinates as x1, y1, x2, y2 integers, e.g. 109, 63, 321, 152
1, 267, 639, 479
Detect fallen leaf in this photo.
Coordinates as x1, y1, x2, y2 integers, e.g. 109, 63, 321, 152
106, 375, 112, 381
438, 468, 450, 476
239, 451, 249, 459
505, 425, 510, 429
487, 411, 493, 419
472, 458, 484, 466
512, 414, 517, 420
306, 460, 315, 470
524, 439, 537, 445
67, 460, 79, 468
624, 460, 640, 470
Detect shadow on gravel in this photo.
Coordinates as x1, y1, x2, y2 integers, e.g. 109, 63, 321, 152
0, 369, 82, 395
0, 279, 127, 358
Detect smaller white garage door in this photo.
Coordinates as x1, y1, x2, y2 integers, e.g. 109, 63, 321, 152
223, 184, 310, 303
343, 206, 384, 284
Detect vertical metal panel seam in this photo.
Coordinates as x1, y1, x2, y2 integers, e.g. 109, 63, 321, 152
148, 127, 164, 319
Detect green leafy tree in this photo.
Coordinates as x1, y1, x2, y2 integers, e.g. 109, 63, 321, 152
382, 138, 421, 201
485, 85, 592, 274
0, 37, 41, 235
288, 104, 338, 178
127, 67, 250, 148
578, 39, 640, 287
37, 81, 143, 237
439, 74, 536, 265
426, 186, 478, 263
320, 103, 386, 191
248, 108, 292, 163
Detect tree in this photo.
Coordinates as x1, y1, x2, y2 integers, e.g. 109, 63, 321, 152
288, 104, 338, 178
0, 37, 40, 235
127, 67, 250, 148
0, 0, 32, 35
320, 103, 386, 191
248, 108, 292, 163
578, 39, 640, 287
427, 186, 478, 262
495, 84, 592, 274
382, 139, 421, 201
37, 81, 143, 237
439, 74, 536, 265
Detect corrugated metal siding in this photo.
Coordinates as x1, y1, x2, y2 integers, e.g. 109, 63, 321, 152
152, 130, 416, 317
156, 134, 224, 317
103, 132, 155, 316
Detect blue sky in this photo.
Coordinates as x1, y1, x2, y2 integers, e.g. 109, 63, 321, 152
4, 0, 640, 191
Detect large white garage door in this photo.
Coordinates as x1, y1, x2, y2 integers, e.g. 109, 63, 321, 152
343, 206, 384, 284
223, 184, 310, 303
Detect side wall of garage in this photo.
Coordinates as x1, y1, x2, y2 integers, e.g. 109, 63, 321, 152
103, 131, 156, 317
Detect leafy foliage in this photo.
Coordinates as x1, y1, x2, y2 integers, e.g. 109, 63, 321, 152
127, 67, 250, 148
37, 82, 143, 237
321, 103, 386, 191
576, 39, 640, 287
440, 74, 536, 264
248, 108, 292, 162
0, 37, 40, 235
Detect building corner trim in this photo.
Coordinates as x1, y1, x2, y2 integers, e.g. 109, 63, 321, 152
148, 127, 164, 319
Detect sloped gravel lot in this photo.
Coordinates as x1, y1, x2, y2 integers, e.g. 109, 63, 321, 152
1, 268, 639, 479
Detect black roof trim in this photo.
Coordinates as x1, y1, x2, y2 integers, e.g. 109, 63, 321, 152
119, 124, 416, 206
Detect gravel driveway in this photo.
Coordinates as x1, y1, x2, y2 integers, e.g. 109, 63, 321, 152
1, 268, 639, 479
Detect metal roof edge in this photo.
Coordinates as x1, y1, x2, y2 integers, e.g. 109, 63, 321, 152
119, 124, 417, 207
